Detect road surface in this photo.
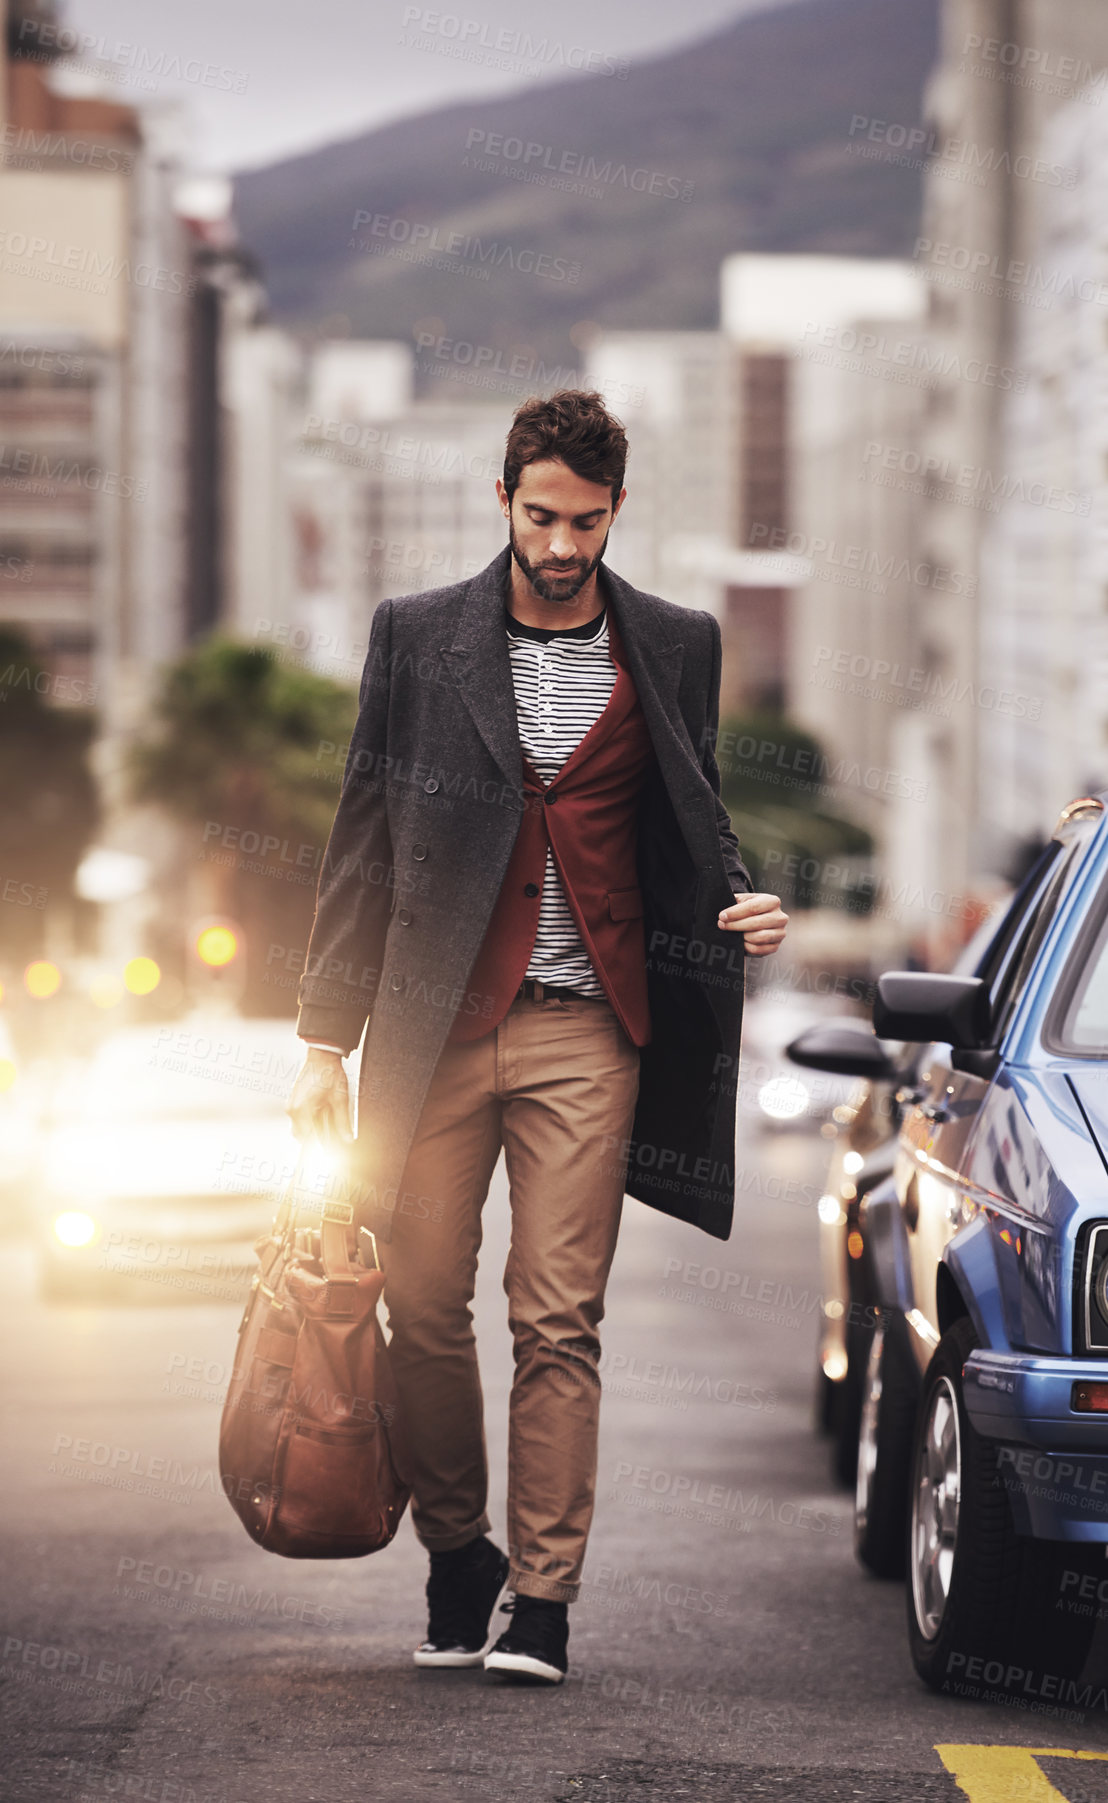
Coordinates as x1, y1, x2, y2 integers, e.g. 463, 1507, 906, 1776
3, 1125, 1108, 1803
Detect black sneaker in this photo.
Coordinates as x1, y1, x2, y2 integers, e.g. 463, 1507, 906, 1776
413, 1535, 510, 1668
483, 1594, 569, 1684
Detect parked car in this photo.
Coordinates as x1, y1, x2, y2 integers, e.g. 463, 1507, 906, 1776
793, 794, 1108, 1691
786, 912, 1005, 1487
32, 1015, 311, 1301
741, 991, 866, 1132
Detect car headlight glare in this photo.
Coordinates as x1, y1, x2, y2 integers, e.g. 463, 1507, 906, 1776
757, 1076, 810, 1121
53, 1210, 99, 1248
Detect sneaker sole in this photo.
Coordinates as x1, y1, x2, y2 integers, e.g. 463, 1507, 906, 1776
483, 1649, 566, 1684
412, 1565, 512, 1670
413, 1645, 489, 1669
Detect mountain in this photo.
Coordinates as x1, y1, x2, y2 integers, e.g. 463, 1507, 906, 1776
233, 0, 939, 383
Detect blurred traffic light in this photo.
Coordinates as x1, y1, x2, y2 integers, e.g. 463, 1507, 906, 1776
123, 956, 161, 996
189, 918, 245, 1009
195, 924, 238, 968
25, 960, 61, 999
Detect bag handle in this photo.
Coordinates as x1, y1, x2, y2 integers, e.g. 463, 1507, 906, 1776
286, 1149, 379, 1281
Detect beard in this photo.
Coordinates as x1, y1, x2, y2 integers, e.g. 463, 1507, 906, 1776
508, 517, 609, 604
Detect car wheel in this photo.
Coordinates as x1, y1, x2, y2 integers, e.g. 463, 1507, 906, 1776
855, 1311, 918, 1578
906, 1316, 1100, 1694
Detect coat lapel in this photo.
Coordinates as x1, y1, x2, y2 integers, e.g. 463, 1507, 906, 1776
441, 548, 699, 852
439, 546, 522, 791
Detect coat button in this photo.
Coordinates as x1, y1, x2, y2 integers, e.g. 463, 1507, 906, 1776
544, 791, 558, 805
390, 974, 403, 991
424, 778, 439, 793
412, 843, 427, 860
397, 907, 412, 925
524, 882, 540, 897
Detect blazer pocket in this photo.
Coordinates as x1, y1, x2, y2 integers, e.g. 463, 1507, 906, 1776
607, 886, 644, 922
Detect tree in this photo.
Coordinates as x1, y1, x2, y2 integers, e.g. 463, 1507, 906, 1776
0, 628, 98, 963
716, 708, 875, 911
129, 638, 358, 1014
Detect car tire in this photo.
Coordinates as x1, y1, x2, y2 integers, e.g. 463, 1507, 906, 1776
815, 1364, 837, 1437
906, 1316, 1100, 1694
855, 1310, 918, 1578
831, 1309, 874, 1489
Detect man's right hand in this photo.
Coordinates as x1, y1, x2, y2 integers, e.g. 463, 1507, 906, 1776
287, 1047, 353, 1146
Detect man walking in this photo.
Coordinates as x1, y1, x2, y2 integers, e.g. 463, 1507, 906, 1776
288, 389, 788, 1683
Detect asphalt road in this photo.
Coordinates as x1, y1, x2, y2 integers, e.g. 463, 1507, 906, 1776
3, 1124, 1108, 1803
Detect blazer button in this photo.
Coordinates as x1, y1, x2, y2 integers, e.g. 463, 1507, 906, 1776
424, 778, 439, 793
397, 907, 412, 925
524, 882, 540, 897
412, 843, 427, 860
389, 974, 403, 991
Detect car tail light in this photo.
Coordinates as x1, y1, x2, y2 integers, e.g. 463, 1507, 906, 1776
1072, 1382, 1108, 1412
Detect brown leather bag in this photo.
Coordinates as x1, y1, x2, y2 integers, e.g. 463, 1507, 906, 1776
219, 1162, 411, 1558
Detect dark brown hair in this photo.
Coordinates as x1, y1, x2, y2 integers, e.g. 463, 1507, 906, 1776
503, 388, 628, 508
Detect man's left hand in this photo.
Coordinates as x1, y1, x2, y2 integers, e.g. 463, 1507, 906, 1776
717, 891, 788, 957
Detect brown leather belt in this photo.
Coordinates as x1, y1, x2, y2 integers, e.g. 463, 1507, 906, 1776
516, 977, 603, 1003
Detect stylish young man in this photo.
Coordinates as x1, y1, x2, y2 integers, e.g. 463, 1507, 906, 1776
288, 389, 788, 1684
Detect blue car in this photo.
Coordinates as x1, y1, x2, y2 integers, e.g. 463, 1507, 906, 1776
793, 794, 1108, 1696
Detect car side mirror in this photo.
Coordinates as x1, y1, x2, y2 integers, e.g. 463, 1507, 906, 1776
785, 1021, 898, 1081
872, 972, 991, 1049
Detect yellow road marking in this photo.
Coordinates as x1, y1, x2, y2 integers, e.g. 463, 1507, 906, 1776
935, 1745, 1108, 1803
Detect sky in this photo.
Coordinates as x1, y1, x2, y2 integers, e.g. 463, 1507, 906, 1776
52, 0, 801, 175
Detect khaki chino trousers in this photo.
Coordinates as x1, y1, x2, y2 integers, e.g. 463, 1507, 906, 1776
378, 991, 641, 1603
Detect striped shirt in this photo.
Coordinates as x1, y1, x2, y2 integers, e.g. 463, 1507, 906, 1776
504, 602, 617, 995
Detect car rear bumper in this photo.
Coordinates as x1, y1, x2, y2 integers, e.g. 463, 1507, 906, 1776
963, 1349, 1108, 1541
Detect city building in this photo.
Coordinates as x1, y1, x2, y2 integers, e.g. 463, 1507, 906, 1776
977, 81, 1108, 857
912, 0, 1108, 894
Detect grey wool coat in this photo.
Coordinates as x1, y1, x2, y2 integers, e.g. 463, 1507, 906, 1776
296, 545, 753, 1242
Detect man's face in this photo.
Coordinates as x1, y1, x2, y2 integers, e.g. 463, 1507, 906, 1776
498, 458, 625, 603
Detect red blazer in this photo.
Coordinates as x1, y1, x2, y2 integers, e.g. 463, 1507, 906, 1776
448, 606, 656, 1046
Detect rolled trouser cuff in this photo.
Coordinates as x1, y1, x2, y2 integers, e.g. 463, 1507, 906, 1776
509, 1567, 578, 1604
415, 1512, 492, 1553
